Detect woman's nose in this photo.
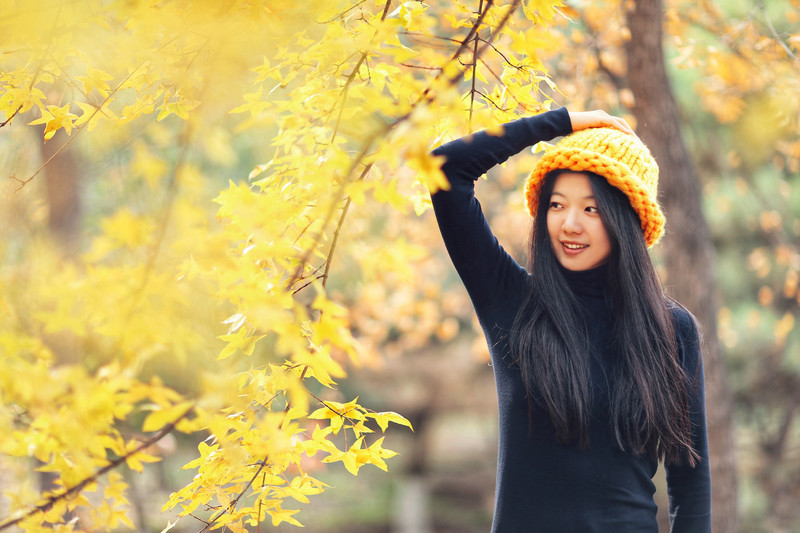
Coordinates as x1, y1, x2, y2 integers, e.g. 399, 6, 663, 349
562, 210, 582, 234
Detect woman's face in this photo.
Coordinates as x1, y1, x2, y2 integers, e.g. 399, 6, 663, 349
546, 172, 612, 271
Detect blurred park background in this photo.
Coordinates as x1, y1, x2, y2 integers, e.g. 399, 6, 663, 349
1, 0, 798, 532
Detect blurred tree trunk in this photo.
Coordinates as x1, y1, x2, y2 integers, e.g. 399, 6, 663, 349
40, 128, 81, 255
36, 126, 83, 502
37, 126, 82, 366
625, 1, 739, 532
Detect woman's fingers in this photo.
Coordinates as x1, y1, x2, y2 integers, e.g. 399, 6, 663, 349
569, 110, 634, 136
608, 116, 634, 136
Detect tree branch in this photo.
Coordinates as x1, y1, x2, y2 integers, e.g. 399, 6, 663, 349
0, 105, 23, 128
0, 404, 194, 532
478, 37, 524, 70
321, 197, 352, 288
469, 0, 484, 132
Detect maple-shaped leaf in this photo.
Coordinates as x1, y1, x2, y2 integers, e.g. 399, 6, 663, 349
217, 328, 265, 359
367, 410, 414, 432
81, 67, 114, 97
28, 103, 78, 140
267, 505, 303, 527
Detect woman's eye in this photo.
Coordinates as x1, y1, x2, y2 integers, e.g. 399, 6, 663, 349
586, 206, 599, 214
549, 202, 562, 209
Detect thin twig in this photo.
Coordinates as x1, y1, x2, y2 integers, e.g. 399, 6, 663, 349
317, 0, 369, 24
477, 57, 536, 112
450, 0, 495, 64
0, 105, 23, 128
471, 89, 511, 112
400, 63, 443, 71
321, 197, 351, 287
754, 0, 798, 61
291, 275, 326, 295
400, 31, 462, 46
478, 37, 525, 70
465, 0, 523, 85
469, 0, 484, 133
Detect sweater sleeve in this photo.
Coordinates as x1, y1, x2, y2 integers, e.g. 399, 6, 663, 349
430, 107, 572, 311
665, 308, 713, 533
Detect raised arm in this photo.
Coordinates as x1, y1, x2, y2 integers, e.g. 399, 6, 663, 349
430, 108, 635, 310
430, 108, 572, 310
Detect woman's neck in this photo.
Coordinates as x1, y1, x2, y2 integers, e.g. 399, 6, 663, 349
558, 262, 608, 299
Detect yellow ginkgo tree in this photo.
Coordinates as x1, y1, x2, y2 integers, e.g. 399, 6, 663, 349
0, 0, 565, 530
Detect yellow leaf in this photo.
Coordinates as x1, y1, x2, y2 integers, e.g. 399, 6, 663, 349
367, 411, 414, 432
125, 449, 160, 472
142, 401, 194, 432
27, 103, 78, 140
181, 441, 220, 470
267, 505, 303, 527
410, 147, 449, 193
82, 67, 114, 97
217, 328, 265, 359
99, 208, 154, 249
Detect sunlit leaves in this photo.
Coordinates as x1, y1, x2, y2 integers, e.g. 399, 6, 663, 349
0, 72, 46, 120
1, 0, 563, 530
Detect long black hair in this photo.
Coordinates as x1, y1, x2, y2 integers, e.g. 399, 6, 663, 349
509, 170, 699, 466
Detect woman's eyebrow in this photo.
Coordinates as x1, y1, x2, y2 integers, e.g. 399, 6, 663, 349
551, 191, 595, 200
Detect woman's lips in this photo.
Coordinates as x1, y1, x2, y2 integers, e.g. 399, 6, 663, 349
562, 242, 588, 255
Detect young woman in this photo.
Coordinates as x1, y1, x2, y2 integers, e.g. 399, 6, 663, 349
430, 107, 711, 532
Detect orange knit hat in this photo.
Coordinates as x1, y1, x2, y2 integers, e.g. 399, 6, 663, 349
524, 127, 665, 247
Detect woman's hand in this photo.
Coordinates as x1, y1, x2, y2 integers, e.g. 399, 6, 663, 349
568, 110, 634, 136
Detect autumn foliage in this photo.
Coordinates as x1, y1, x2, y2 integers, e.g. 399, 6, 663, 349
0, 1, 568, 531
2, 0, 800, 531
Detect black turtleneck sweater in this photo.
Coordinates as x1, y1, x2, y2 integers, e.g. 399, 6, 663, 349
430, 108, 711, 532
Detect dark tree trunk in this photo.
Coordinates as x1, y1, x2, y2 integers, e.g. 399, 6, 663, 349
625, 1, 739, 531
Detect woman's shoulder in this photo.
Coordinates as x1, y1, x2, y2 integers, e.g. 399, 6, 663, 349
666, 299, 702, 365
666, 300, 698, 335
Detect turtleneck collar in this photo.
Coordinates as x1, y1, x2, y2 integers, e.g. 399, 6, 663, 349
558, 262, 609, 300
